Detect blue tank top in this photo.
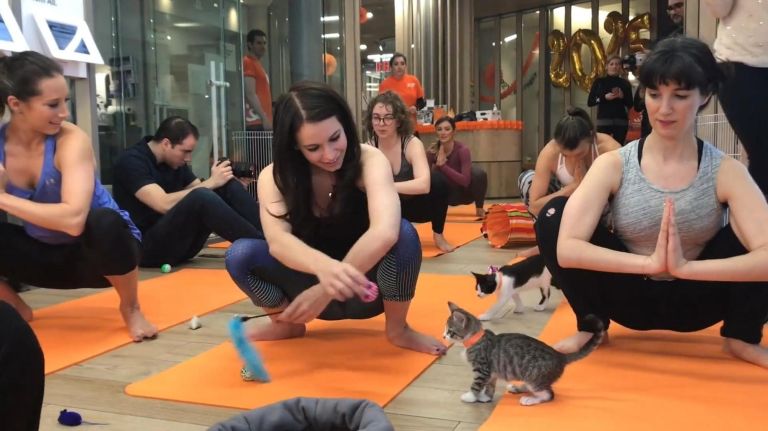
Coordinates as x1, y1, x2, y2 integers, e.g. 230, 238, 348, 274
0, 125, 141, 245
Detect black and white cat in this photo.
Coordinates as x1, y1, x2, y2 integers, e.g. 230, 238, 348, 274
444, 302, 604, 405
470, 254, 553, 321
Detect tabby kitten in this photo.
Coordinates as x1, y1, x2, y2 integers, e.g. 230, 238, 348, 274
443, 302, 604, 406
471, 254, 554, 321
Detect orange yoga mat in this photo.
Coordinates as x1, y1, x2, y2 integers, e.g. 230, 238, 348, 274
125, 274, 484, 410
417, 221, 482, 257
210, 221, 483, 257
479, 304, 768, 431
447, 204, 484, 222
31, 269, 246, 374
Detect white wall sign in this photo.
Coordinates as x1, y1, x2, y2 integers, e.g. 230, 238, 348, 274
0, 1, 28, 52
20, 0, 103, 78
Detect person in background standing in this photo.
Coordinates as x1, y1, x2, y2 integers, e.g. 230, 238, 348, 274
705, 0, 768, 195
588, 56, 633, 145
378, 53, 426, 116
665, 0, 685, 37
244, 29, 272, 131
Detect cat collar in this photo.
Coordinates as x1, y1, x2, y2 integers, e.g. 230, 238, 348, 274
463, 330, 485, 348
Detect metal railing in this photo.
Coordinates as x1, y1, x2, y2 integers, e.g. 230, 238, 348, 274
696, 113, 744, 162
229, 131, 273, 198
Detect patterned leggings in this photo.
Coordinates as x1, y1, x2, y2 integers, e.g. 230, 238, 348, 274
225, 219, 422, 320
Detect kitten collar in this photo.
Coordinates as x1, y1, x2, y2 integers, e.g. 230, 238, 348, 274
488, 265, 502, 287
463, 330, 485, 348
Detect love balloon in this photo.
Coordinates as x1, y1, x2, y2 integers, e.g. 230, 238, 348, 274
549, 12, 651, 91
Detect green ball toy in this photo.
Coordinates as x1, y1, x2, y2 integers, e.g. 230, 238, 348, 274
160, 264, 172, 273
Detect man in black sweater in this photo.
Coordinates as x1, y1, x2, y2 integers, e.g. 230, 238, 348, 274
113, 116, 263, 267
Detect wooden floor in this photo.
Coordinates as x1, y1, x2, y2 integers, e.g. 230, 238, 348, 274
24, 230, 563, 430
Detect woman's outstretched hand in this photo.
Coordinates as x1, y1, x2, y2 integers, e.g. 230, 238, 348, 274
278, 285, 332, 323
315, 260, 370, 302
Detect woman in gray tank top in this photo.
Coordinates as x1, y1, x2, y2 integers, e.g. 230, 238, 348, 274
536, 37, 768, 369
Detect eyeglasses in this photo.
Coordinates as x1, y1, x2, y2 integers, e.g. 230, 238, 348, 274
667, 2, 683, 11
372, 115, 396, 125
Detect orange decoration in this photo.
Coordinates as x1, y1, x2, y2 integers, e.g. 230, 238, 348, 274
360, 7, 369, 24
323, 53, 337, 76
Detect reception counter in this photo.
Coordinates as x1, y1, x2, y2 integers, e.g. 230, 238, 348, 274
416, 121, 522, 198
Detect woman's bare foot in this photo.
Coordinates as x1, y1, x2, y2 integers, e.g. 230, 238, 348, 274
476, 207, 486, 218
246, 319, 306, 341
723, 338, 768, 368
518, 245, 540, 258
434, 233, 456, 253
119, 304, 158, 342
0, 281, 33, 321
553, 331, 609, 354
387, 324, 447, 355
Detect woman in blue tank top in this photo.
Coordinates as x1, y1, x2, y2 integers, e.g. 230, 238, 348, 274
0, 51, 157, 342
224, 82, 446, 355
536, 37, 768, 368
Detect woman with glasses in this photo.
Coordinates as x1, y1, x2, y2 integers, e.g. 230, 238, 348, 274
365, 91, 455, 253
427, 116, 487, 218
664, 1, 685, 37
224, 82, 447, 356
588, 55, 633, 145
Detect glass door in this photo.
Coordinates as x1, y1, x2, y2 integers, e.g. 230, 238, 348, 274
145, 0, 244, 178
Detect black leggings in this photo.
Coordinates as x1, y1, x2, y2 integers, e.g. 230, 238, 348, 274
597, 123, 628, 146
0, 208, 140, 289
140, 179, 263, 266
434, 166, 488, 209
400, 172, 450, 234
0, 301, 44, 431
718, 62, 768, 195
536, 196, 768, 344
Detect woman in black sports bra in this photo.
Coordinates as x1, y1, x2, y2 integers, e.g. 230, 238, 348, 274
365, 91, 455, 253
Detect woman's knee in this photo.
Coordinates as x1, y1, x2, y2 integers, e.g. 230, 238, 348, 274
84, 208, 140, 271
534, 196, 567, 255
394, 219, 421, 260
225, 238, 270, 279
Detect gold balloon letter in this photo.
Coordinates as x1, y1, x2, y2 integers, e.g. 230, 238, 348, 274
569, 29, 606, 91
548, 30, 570, 88
627, 13, 651, 53
603, 11, 627, 57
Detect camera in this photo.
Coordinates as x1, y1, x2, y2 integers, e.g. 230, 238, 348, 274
217, 157, 256, 179
621, 52, 647, 74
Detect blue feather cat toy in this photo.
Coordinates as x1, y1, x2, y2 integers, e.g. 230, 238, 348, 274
229, 315, 271, 382
229, 281, 380, 382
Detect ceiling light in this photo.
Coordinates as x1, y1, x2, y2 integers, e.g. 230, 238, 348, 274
321, 33, 340, 39
321, 15, 340, 22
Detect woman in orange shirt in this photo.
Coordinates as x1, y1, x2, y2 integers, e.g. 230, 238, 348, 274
378, 53, 425, 115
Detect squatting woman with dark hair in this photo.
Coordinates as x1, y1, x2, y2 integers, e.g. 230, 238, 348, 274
0, 51, 157, 341
225, 82, 446, 355
536, 37, 768, 368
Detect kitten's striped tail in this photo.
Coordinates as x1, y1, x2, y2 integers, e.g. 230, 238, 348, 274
564, 314, 605, 364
